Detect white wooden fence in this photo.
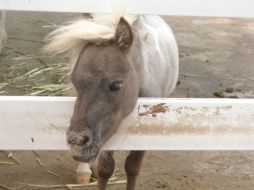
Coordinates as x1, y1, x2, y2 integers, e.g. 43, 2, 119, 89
0, 0, 254, 150
0, 96, 254, 150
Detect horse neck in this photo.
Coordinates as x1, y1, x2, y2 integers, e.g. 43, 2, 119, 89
128, 17, 151, 96
128, 36, 145, 96
128, 15, 179, 98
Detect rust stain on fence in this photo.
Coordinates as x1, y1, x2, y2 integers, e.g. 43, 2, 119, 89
139, 103, 169, 117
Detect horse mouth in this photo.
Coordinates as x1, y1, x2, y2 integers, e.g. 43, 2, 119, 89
70, 144, 100, 163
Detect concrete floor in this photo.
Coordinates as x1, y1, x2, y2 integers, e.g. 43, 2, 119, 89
0, 12, 254, 190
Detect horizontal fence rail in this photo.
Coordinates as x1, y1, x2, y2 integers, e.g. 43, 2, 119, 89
0, 96, 254, 150
0, 0, 254, 17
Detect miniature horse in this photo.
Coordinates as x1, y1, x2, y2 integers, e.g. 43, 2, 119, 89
46, 13, 179, 190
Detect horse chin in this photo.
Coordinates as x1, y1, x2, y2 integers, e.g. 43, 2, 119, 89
70, 144, 100, 163
72, 154, 98, 163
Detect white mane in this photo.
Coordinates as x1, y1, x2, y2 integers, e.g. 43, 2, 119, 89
45, 13, 138, 67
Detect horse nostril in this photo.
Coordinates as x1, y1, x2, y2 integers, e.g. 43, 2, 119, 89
67, 138, 76, 145
79, 136, 89, 145
76, 134, 91, 147
67, 130, 92, 147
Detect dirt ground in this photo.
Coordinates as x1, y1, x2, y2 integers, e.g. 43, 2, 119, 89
0, 12, 254, 190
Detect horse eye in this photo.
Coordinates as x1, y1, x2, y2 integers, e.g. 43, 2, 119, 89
109, 80, 123, 91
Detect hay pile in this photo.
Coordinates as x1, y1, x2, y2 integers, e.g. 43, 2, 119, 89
0, 54, 72, 96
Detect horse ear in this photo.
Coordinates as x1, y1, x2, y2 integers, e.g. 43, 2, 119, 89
115, 17, 133, 52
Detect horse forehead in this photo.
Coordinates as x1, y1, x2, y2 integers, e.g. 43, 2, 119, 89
76, 45, 128, 74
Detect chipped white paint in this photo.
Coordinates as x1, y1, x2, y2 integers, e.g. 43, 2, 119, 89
0, 0, 254, 17
0, 96, 254, 150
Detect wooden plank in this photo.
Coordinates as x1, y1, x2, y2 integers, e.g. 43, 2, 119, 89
0, 96, 254, 150
0, 0, 254, 17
